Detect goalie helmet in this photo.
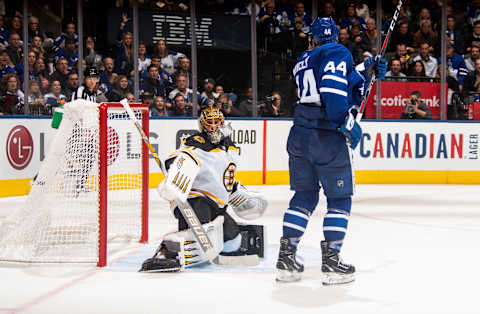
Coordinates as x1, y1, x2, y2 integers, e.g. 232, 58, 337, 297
198, 105, 225, 144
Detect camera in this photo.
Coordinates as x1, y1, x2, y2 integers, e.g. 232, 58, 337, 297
406, 97, 416, 114
221, 102, 229, 110
265, 96, 278, 102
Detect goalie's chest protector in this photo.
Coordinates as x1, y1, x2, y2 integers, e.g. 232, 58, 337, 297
183, 143, 240, 207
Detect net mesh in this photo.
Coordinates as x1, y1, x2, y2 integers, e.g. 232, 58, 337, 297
0, 100, 146, 264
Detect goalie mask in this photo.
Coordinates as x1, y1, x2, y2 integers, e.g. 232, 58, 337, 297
198, 105, 226, 144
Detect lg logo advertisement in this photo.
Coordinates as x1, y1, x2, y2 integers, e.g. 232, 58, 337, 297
6, 125, 33, 170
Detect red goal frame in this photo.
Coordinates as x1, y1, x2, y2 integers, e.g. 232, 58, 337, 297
98, 103, 149, 267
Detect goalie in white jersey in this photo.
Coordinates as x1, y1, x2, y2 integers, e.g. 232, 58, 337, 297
140, 105, 268, 272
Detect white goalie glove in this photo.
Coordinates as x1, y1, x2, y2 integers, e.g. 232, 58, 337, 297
157, 152, 200, 202
228, 182, 268, 220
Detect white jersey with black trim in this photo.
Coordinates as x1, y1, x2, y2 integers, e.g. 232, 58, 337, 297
167, 136, 239, 207
71, 85, 96, 102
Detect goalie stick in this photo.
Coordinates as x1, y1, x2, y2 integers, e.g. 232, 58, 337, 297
119, 99, 220, 265
356, 0, 403, 122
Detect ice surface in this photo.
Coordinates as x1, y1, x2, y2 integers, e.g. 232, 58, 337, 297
0, 185, 479, 314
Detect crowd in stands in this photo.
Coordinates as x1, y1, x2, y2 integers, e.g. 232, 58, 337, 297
1, 0, 480, 119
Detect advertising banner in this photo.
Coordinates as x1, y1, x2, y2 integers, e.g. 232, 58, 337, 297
365, 81, 447, 120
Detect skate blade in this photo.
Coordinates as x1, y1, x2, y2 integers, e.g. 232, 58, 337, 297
276, 269, 301, 282
138, 267, 181, 273
322, 272, 355, 285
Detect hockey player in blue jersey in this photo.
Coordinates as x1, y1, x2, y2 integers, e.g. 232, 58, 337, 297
275, 17, 387, 284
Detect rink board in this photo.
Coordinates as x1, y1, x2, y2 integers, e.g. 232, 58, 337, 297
1, 117, 480, 197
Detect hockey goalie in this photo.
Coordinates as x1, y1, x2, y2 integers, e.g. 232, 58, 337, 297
140, 105, 268, 272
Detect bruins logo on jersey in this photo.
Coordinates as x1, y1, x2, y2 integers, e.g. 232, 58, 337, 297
223, 162, 236, 192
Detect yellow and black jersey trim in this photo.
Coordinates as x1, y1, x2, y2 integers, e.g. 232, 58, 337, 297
166, 147, 202, 167
189, 189, 227, 206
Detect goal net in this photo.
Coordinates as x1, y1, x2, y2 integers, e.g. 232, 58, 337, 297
0, 100, 149, 266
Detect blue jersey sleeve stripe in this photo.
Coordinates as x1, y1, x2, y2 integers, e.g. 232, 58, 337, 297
320, 87, 348, 97
322, 75, 348, 85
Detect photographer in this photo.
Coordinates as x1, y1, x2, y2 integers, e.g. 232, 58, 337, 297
260, 92, 290, 117
400, 91, 432, 120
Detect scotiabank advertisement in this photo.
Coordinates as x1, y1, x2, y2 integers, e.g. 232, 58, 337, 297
364, 81, 448, 120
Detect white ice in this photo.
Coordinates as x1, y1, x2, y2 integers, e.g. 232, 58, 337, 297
1, 184, 479, 314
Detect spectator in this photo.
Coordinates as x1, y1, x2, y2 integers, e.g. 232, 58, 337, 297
0, 15, 9, 48
0, 50, 16, 80
259, 91, 290, 117
445, 15, 464, 55
464, 46, 480, 72
150, 96, 168, 117
31, 35, 46, 61
320, 2, 336, 20
354, 0, 370, 21
107, 75, 132, 102
126, 92, 135, 103
412, 42, 438, 78
385, 59, 407, 81
349, 22, 365, 64
168, 73, 212, 110
55, 38, 78, 67
463, 58, 480, 96
409, 60, 427, 81
63, 72, 79, 100
138, 41, 151, 74
215, 85, 224, 94
33, 58, 50, 93
141, 90, 154, 108
413, 20, 437, 53
438, 44, 468, 89
290, 2, 311, 32
115, 13, 134, 77
339, 3, 365, 31
28, 16, 45, 42
99, 57, 117, 94
54, 21, 78, 51
415, 8, 432, 32
0, 73, 24, 114
361, 18, 378, 54
6, 33, 22, 65
9, 15, 22, 37
235, 87, 254, 117
386, 43, 411, 74
400, 90, 432, 120
49, 57, 70, 88
258, 2, 285, 53
44, 80, 67, 108
201, 78, 218, 103
154, 1, 188, 12
71, 66, 99, 102
170, 93, 191, 116
338, 28, 355, 53
84, 36, 103, 69
153, 39, 185, 75
146, 55, 173, 93
27, 79, 46, 114
465, 20, 480, 52
172, 56, 191, 88
142, 64, 166, 98
217, 92, 234, 117
289, 17, 309, 59
389, 21, 414, 53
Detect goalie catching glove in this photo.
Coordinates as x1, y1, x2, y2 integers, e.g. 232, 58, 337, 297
228, 182, 268, 220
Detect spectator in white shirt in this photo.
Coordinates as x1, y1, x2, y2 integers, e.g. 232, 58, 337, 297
412, 42, 438, 77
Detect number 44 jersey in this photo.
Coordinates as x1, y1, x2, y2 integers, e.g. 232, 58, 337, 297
292, 42, 365, 130
165, 132, 240, 208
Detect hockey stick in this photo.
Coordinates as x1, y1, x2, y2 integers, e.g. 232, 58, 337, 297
119, 99, 219, 264
356, 0, 403, 122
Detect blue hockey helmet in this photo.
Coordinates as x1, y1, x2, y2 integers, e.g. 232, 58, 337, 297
310, 17, 339, 45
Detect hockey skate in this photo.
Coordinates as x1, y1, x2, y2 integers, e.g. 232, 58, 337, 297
321, 240, 355, 285
139, 241, 183, 273
276, 237, 304, 282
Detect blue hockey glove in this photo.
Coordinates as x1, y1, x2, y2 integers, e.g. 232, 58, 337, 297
338, 112, 362, 150
364, 56, 387, 80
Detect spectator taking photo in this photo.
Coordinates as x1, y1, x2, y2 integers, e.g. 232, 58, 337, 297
400, 91, 432, 120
